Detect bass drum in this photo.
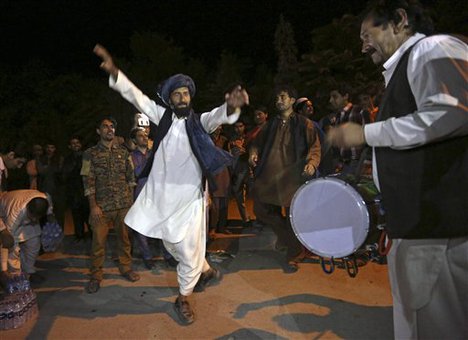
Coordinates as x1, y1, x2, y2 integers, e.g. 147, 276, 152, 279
290, 176, 383, 258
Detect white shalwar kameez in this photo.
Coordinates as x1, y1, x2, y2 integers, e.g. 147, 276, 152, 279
110, 71, 239, 295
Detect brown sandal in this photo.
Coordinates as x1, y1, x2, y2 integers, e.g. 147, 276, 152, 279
174, 297, 194, 325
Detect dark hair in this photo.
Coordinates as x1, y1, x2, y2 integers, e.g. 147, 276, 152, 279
274, 84, 298, 99
254, 106, 268, 115
44, 139, 57, 147
69, 135, 83, 143
293, 99, 313, 113
96, 116, 117, 129
330, 83, 355, 102
129, 127, 145, 141
26, 197, 49, 219
362, 0, 434, 35
0, 144, 27, 159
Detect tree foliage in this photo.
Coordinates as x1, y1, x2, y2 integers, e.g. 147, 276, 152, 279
298, 14, 382, 115
274, 14, 299, 86
1, 2, 465, 154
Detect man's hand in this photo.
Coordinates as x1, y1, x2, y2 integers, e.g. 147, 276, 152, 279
0, 229, 14, 249
249, 153, 258, 167
89, 205, 104, 227
327, 122, 366, 148
226, 86, 250, 115
303, 163, 316, 177
93, 44, 119, 79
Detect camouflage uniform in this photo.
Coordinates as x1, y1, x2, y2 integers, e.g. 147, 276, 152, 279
81, 141, 136, 280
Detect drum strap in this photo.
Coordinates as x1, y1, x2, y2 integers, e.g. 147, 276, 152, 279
353, 146, 371, 183
378, 230, 393, 255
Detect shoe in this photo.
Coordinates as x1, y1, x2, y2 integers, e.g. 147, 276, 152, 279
174, 297, 194, 325
275, 242, 287, 252
28, 272, 46, 284
74, 236, 84, 244
193, 267, 222, 292
122, 270, 140, 282
143, 259, 155, 270
165, 257, 179, 268
86, 279, 101, 294
251, 220, 264, 229
284, 261, 299, 274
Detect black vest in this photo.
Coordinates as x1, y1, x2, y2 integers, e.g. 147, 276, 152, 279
254, 114, 310, 178
376, 41, 468, 239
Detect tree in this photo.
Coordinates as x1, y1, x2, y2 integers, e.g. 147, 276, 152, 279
274, 14, 299, 86
297, 14, 382, 116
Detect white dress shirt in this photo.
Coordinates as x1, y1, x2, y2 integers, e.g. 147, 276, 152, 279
364, 33, 468, 190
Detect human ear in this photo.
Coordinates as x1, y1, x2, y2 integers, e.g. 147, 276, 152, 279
394, 8, 409, 34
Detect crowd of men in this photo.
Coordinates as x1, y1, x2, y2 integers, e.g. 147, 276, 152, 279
1, 0, 466, 337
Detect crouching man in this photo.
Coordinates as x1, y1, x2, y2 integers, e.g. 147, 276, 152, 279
0, 190, 54, 285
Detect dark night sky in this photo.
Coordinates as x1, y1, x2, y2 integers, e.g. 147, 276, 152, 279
0, 0, 372, 75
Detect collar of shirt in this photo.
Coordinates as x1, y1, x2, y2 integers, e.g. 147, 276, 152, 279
132, 148, 148, 157
382, 33, 426, 86
341, 102, 353, 113
276, 113, 295, 123
97, 140, 119, 150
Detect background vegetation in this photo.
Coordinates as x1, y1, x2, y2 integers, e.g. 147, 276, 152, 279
1, 1, 466, 154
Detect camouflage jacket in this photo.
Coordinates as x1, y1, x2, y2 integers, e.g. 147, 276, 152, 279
81, 141, 135, 212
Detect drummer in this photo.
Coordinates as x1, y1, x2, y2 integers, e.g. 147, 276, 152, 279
327, 1, 468, 338
249, 85, 321, 273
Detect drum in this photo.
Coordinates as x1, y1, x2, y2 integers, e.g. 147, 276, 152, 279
290, 176, 383, 258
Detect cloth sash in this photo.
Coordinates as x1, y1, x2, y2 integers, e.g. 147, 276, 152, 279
138, 97, 232, 191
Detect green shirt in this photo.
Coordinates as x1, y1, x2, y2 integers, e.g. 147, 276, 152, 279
81, 141, 135, 212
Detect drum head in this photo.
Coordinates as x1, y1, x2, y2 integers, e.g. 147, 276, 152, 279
290, 177, 369, 258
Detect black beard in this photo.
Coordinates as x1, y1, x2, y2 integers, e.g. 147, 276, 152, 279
173, 105, 192, 118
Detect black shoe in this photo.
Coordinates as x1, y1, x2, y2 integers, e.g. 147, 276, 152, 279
174, 297, 194, 325
284, 261, 299, 274
143, 258, 155, 270
74, 235, 84, 243
86, 279, 101, 293
165, 257, 178, 268
193, 267, 222, 293
251, 220, 264, 229
122, 270, 140, 282
28, 272, 46, 284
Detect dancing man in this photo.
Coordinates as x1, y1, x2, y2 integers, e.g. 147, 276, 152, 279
94, 44, 249, 325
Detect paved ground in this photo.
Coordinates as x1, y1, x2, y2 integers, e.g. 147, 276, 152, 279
2, 203, 394, 339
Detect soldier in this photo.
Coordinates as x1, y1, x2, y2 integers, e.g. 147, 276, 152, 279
81, 116, 139, 293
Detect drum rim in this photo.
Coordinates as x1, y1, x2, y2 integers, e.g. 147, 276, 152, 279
290, 176, 370, 258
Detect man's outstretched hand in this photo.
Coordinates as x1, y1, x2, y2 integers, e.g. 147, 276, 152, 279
93, 44, 119, 79
225, 85, 250, 115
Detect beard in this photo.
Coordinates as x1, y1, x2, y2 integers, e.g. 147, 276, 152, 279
172, 104, 193, 118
